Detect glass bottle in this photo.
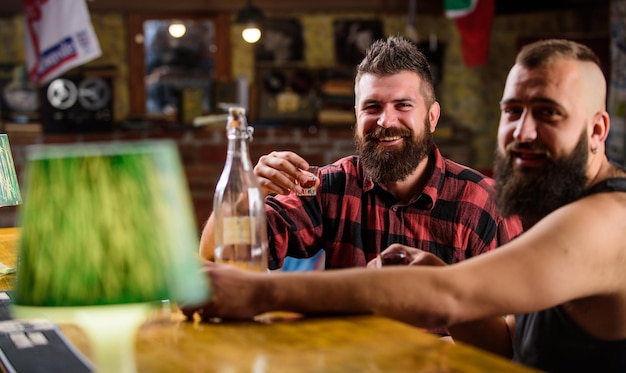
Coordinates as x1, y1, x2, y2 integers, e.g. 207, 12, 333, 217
212, 107, 268, 271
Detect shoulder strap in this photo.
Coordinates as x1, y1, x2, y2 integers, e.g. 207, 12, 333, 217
584, 178, 626, 196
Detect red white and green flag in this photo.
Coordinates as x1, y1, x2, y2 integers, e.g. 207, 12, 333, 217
444, 0, 494, 67
444, 0, 478, 18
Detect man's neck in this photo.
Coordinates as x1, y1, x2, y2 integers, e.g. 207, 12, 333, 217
382, 157, 433, 203
587, 157, 626, 188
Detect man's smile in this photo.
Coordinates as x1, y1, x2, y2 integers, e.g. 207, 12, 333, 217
510, 149, 549, 168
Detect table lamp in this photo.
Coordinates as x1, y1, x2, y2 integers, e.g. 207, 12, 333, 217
10, 140, 210, 373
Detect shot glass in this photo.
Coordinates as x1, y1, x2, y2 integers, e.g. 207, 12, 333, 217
381, 251, 408, 266
296, 166, 319, 196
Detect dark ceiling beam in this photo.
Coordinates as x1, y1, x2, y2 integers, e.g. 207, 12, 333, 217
0, 0, 609, 17
496, 0, 609, 14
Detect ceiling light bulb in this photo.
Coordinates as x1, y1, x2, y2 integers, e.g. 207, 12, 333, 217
168, 23, 186, 38
242, 26, 261, 43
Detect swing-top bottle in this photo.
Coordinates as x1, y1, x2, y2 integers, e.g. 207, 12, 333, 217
212, 107, 268, 271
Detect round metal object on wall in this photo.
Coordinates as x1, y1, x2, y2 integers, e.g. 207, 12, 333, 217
78, 77, 111, 110
47, 79, 78, 110
263, 70, 286, 94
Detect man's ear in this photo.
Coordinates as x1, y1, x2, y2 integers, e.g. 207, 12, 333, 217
590, 111, 610, 149
428, 101, 441, 133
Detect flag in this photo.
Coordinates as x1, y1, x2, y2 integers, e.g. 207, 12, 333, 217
445, 0, 495, 67
22, 0, 101, 84
444, 0, 478, 18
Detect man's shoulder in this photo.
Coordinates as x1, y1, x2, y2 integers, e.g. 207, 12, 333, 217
441, 158, 495, 188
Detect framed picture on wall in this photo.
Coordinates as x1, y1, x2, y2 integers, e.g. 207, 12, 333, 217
255, 18, 304, 64
254, 66, 317, 125
333, 19, 383, 66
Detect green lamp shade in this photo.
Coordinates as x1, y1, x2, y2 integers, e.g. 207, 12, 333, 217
0, 134, 21, 207
13, 140, 209, 307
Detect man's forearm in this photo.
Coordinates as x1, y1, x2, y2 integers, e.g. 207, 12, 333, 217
263, 269, 375, 316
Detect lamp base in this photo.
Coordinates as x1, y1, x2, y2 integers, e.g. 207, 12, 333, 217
11, 303, 154, 373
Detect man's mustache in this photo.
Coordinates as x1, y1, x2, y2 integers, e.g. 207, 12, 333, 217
365, 128, 413, 141
505, 141, 548, 154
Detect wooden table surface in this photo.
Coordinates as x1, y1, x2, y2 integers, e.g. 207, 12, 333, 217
0, 228, 539, 372
0, 227, 18, 291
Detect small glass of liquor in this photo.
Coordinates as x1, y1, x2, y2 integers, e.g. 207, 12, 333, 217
381, 251, 408, 266
296, 166, 320, 196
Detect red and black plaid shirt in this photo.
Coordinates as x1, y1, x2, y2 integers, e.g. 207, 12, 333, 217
265, 147, 523, 270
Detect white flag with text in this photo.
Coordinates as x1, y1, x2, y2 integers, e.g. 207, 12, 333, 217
22, 0, 101, 84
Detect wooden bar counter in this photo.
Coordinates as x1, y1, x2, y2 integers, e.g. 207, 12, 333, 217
0, 228, 539, 372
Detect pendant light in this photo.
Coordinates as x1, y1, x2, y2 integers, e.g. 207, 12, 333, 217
234, 0, 265, 44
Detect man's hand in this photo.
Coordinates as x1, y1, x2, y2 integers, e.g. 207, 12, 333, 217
254, 151, 318, 196
179, 262, 267, 322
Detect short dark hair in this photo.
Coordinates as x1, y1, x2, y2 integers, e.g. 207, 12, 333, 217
516, 39, 600, 68
356, 36, 436, 106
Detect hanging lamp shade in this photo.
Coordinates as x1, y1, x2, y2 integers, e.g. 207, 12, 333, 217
234, 0, 265, 43
234, 0, 265, 25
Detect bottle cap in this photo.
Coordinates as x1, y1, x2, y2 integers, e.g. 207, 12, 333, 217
227, 107, 247, 130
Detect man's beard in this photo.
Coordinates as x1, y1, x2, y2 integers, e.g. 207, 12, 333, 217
355, 119, 433, 184
494, 131, 589, 226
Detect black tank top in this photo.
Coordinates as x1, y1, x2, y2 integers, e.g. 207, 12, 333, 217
583, 177, 626, 196
512, 178, 626, 372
